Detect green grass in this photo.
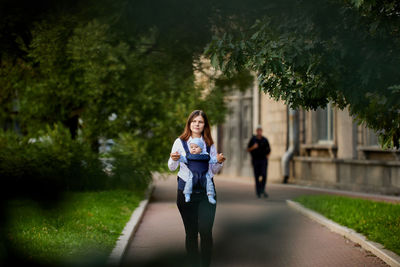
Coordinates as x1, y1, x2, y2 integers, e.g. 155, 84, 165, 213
294, 195, 400, 255
5, 189, 144, 266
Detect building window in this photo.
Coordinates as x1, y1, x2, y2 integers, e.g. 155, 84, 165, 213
363, 127, 379, 147
315, 102, 334, 143
242, 104, 252, 140
241, 103, 252, 161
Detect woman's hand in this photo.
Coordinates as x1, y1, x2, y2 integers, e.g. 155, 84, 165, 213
170, 151, 181, 161
217, 153, 226, 164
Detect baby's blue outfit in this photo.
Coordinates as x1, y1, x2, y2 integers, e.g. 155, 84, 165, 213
178, 138, 217, 204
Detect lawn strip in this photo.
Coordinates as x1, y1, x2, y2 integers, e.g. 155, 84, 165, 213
294, 195, 400, 256
6, 189, 143, 265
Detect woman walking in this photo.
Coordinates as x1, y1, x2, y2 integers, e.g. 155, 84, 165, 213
168, 110, 226, 267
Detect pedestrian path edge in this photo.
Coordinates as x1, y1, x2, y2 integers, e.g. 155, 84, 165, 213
287, 200, 400, 267
107, 183, 154, 266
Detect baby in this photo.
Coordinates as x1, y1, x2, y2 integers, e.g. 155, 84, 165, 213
178, 138, 217, 204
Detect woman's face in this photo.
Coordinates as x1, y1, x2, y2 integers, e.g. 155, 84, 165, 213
190, 115, 205, 136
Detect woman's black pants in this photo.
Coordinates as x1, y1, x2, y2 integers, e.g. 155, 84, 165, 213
177, 189, 216, 267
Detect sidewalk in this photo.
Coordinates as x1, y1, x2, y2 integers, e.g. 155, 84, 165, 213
121, 175, 392, 267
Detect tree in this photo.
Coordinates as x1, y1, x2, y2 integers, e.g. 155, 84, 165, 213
0, 1, 235, 264
205, 0, 400, 148
0, 0, 232, 156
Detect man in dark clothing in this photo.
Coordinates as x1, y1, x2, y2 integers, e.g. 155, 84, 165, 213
247, 125, 271, 198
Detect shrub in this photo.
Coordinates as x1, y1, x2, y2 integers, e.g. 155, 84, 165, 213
108, 133, 152, 191
0, 124, 109, 202
0, 125, 153, 203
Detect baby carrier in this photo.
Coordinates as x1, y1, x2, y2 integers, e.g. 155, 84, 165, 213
178, 138, 211, 193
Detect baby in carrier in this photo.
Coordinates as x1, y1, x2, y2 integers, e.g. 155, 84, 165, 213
178, 138, 217, 204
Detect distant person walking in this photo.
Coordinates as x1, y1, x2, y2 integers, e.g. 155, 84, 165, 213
168, 110, 226, 267
247, 125, 271, 198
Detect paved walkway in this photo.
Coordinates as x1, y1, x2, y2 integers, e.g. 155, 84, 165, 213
121, 175, 394, 267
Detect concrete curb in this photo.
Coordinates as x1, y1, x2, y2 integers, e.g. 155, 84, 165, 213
287, 200, 400, 267
107, 184, 154, 266
281, 183, 400, 203
215, 175, 400, 203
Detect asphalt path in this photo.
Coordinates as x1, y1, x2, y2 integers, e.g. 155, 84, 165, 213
121, 175, 389, 267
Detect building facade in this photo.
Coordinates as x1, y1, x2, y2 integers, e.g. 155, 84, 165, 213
216, 82, 400, 195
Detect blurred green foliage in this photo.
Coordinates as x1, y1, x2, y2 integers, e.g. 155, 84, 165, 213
0, 1, 246, 264
108, 133, 152, 191
1, 0, 399, 264
205, 0, 400, 148
2, 1, 400, 152
0, 0, 234, 196
0, 124, 108, 195
1, 0, 399, 196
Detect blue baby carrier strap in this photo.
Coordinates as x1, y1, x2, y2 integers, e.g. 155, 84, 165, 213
179, 138, 211, 192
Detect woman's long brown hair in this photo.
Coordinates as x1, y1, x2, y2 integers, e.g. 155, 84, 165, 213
179, 110, 214, 147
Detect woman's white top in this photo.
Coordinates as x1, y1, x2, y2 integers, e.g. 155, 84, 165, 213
168, 136, 223, 182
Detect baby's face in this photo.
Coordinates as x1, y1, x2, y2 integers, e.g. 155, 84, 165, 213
189, 143, 202, 154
